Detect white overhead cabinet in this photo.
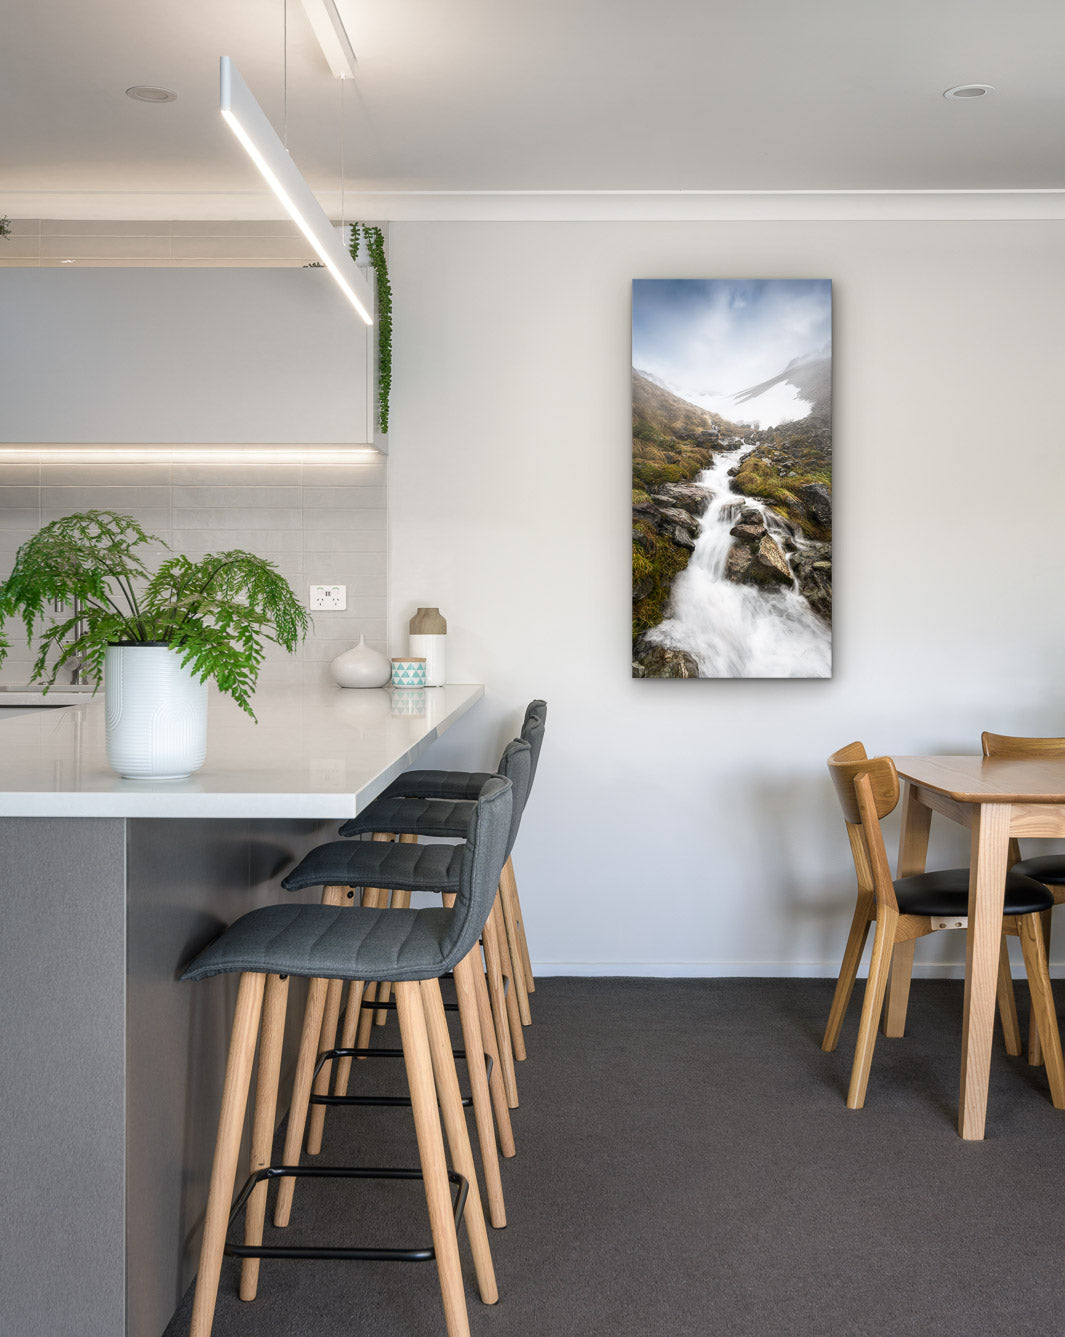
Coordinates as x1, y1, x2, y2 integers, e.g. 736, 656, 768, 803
2, 268, 375, 445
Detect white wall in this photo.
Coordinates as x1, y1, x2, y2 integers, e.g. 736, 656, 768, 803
388, 218, 1065, 976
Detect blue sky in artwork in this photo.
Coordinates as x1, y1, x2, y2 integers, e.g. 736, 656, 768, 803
632, 279, 831, 401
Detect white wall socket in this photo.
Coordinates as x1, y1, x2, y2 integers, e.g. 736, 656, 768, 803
309, 584, 347, 611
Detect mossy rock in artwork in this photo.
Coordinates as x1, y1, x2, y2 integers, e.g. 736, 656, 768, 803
632, 521, 692, 645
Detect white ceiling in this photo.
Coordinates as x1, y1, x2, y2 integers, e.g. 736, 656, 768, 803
3, 0, 1064, 219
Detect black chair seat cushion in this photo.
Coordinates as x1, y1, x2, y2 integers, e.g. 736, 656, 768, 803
339, 795, 476, 841
1012, 854, 1065, 887
282, 838, 461, 895
377, 769, 495, 804
895, 868, 1053, 918
181, 903, 457, 984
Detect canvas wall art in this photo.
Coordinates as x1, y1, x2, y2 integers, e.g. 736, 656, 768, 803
632, 279, 832, 679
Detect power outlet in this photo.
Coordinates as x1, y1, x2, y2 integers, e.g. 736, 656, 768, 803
309, 584, 347, 611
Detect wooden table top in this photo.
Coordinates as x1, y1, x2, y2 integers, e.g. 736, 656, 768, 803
893, 755, 1065, 804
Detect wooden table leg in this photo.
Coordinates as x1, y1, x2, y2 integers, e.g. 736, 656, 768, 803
959, 803, 1010, 1140
885, 784, 933, 1037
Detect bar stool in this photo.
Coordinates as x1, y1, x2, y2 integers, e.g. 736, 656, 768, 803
180, 776, 513, 1337
363, 699, 546, 1032
277, 739, 532, 1232
339, 708, 546, 1083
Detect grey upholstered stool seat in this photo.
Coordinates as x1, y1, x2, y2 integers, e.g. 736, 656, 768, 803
281, 837, 463, 896
182, 903, 465, 984
180, 777, 512, 1337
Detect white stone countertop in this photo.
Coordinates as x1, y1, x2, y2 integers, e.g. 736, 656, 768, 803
0, 683, 484, 818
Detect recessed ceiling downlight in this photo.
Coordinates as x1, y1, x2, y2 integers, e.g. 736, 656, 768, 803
125, 85, 177, 103
943, 83, 995, 99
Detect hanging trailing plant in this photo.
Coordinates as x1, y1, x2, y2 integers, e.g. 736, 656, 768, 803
350, 222, 392, 435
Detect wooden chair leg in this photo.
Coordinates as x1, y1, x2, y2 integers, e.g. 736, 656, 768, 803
189, 972, 266, 1337
883, 938, 916, 1038
490, 896, 526, 1061
240, 973, 290, 1301
273, 976, 328, 1228
419, 976, 498, 1305
1027, 908, 1053, 1066
497, 862, 531, 1025
822, 891, 873, 1052
452, 949, 508, 1227
996, 936, 1023, 1057
395, 980, 476, 1337
472, 938, 519, 1134
1016, 913, 1065, 1108
375, 836, 418, 1025
847, 908, 898, 1110
479, 898, 519, 1104
502, 856, 535, 994
331, 978, 368, 1098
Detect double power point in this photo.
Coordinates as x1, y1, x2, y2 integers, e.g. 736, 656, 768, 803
309, 584, 347, 611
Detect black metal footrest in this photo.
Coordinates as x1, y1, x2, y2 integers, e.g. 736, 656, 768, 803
309, 1046, 492, 1108
224, 1164, 468, 1263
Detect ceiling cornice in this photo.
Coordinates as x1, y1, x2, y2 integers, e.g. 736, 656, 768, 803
6, 189, 1065, 224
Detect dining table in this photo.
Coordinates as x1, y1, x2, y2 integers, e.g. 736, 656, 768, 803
892, 754, 1065, 1139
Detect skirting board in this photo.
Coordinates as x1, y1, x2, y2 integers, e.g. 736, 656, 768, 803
531, 960, 1065, 979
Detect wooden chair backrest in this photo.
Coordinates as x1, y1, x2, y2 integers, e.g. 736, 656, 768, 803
827, 743, 900, 913
980, 731, 1065, 862
981, 731, 1065, 760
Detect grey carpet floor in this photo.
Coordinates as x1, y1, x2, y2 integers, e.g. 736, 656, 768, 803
163, 978, 1065, 1337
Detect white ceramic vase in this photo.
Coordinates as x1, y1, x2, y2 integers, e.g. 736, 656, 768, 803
331, 634, 392, 688
105, 644, 208, 780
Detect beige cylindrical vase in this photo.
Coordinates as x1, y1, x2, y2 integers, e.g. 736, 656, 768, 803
408, 606, 447, 687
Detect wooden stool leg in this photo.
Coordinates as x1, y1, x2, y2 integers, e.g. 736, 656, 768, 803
273, 976, 328, 1228
419, 976, 498, 1304
490, 897, 526, 1062
331, 978, 368, 1098
395, 980, 476, 1337
377, 881, 413, 1023
471, 940, 518, 1140
479, 898, 519, 1105
497, 863, 531, 1025
452, 948, 507, 1227
996, 935, 1023, 1057
1016, 913, 1065, 1108
240, 973, 290, 1301
822, 891, 873, 1052
189, 972, 266, 1337
503, 856, 535, 994
1027, 908, 1053, 1066
354, 884, 389, 1053
847, 908, 898, 1110
304, 884, 350, 1156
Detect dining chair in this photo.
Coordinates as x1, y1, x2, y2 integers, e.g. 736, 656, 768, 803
822, 741, 1065, 1110
981, 731, 1065, 1064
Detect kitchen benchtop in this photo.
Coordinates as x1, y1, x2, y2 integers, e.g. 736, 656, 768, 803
0, 682, 483, 818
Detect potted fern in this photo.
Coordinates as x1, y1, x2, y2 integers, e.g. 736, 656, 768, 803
0, 511, 308, 779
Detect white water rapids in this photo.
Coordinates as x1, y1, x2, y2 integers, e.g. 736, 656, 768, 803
646, 437, 831, 678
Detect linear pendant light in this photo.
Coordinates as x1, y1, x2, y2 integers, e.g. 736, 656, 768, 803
219, 56, 373, 325
299, 0, 358, 79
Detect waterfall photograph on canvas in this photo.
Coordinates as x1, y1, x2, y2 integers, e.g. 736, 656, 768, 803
631, 279, 832, 679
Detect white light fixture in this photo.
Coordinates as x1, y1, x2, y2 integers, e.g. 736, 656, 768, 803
943, 83, 996, 99
300, 0, 357, 80
219, 56, 373, 325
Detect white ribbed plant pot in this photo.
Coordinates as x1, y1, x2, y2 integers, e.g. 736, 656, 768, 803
105, 644, 208, 780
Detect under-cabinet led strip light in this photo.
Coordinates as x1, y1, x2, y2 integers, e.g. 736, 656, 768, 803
0, 447, 378, 465
219, 56, 373, 325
